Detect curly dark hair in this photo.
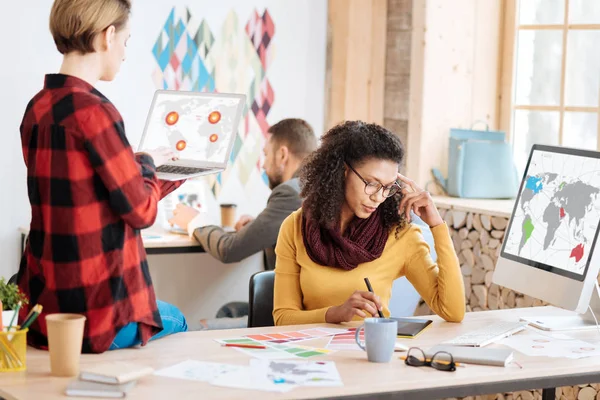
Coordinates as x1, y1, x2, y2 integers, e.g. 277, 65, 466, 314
300, 120, 406, 233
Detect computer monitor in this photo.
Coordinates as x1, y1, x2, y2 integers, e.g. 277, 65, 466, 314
493, 144, 600, 331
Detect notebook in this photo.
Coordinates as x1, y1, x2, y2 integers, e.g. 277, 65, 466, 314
65, 380, 136, 398
425, 345, 514, 367
390, 317, 433, 338
79, 362, 154, 384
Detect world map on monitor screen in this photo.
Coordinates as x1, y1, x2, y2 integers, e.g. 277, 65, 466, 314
504, 149, 600, 275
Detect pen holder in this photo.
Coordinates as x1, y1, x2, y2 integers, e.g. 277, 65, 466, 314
0, 328, 27, 372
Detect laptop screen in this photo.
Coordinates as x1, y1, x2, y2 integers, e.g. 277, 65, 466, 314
141, 91, 245, 166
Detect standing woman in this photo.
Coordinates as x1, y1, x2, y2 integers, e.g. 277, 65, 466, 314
273, 121, 465, 325
17, 0, 187, 353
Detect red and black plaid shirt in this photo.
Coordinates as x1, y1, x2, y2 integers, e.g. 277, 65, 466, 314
17, 74, 183, 353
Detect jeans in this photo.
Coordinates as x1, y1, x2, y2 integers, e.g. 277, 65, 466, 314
109, 300, 188, 350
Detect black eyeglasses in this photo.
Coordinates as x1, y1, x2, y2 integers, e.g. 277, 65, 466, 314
404, 347, 456, 372
346, 163, 400, 198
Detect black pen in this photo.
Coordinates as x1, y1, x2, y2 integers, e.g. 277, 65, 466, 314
364, 277, 385, 318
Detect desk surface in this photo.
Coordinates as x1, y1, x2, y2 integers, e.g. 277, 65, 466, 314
19, 226, 202, 252
140, 227, 201, 250
2, 307, 600, 400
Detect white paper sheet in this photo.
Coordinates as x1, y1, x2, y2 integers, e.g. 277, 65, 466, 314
154, 360, 245, 382
209, 367, 298, 393
499, 330, 600, 359
156, 359, 343, 393
250, 359, 343, 387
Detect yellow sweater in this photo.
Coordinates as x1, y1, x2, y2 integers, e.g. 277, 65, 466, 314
273, 209, 465, 326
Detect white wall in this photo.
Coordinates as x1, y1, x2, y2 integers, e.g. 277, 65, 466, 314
406, 0, 501, 188
0, 1, 327, 322
0, 2, 59, 280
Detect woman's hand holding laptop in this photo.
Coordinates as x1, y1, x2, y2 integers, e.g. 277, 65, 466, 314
137, 146, 179, 167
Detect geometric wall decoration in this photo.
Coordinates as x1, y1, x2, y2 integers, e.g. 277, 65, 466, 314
152, 7, 276, 196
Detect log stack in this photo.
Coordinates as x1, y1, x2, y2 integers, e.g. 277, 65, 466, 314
413, 207, 597, 400
414, 208, 547, 316
443, 387, 600, 400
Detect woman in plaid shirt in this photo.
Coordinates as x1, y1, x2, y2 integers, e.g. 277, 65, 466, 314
17, 0, 188, 353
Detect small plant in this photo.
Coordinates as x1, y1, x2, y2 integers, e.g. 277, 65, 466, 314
0, 278, 28, 311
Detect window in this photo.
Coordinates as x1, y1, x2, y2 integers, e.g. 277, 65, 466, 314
500, 0, 600, 171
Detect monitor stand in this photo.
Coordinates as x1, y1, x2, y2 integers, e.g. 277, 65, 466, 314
519, 282, 600, 331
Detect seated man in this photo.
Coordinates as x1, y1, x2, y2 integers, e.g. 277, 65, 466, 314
169, 119, 317, 328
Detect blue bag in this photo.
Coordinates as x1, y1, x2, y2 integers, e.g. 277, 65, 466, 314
433, 122, 519, 199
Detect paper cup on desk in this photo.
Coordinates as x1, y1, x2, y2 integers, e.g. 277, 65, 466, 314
46, 313, 86, 377
220, 204, 237, 229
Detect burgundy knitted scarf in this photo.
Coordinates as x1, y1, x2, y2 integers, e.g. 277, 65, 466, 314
301, 208, 389, 271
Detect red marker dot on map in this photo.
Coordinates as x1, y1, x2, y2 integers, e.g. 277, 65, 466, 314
209, 134, 219, 143
208, 111, 221, 124
166, 111, 179, 126
175, 140, 186, 151
560, 207, 565, 219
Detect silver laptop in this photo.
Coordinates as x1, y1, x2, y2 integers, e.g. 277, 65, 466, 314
138, 90, 246, 180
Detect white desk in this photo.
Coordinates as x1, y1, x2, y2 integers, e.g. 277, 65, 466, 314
18, 226, 203, 255
1, 307, 599, 399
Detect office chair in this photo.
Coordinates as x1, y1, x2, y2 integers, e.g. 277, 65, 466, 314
215, 302, 248, 318
389, 213, 436, 317
248, 270, 275, 328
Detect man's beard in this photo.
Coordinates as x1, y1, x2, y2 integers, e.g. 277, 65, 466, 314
268, 172, 284, 190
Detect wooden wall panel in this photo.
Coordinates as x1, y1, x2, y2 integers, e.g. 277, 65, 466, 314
326, 0, 388, 129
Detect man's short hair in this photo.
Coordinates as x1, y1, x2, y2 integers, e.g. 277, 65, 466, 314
268, 118, 317, 158
49, 0, 132, 55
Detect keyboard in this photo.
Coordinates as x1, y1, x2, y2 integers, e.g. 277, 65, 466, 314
156, 165, 212, 175
443, 321, 528, 347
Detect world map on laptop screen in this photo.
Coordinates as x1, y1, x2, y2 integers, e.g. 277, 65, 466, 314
503, 149, 600, 277
142, 92, 243, 163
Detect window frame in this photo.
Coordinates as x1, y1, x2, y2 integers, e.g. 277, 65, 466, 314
499, 0, 600, 149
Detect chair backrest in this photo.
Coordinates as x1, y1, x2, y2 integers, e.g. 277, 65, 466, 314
263, 247, 276, 271
389, 213, 436, 317
248, 270, 275, 328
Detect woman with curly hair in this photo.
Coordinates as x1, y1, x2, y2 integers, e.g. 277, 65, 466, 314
272, 121, 465, 325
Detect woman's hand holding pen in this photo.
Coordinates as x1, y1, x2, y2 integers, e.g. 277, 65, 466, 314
325, 291, 383, 323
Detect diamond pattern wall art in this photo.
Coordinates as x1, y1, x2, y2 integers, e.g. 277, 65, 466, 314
152, 7, 275, 197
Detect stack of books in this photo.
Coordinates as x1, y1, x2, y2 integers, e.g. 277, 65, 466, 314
66, 362, 154, 398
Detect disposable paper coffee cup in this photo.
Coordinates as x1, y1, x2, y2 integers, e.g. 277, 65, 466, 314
46, 313, 86, 377
220, 204, 237, 228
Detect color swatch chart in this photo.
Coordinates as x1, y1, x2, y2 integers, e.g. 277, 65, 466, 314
216, 328, 350, 360
217, 338, 334, 360
326, 328, 363, 351
245, 327, 350, 344
325, 328, 410, 352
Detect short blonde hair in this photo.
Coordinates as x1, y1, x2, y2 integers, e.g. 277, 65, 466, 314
49, 0, 131, 55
